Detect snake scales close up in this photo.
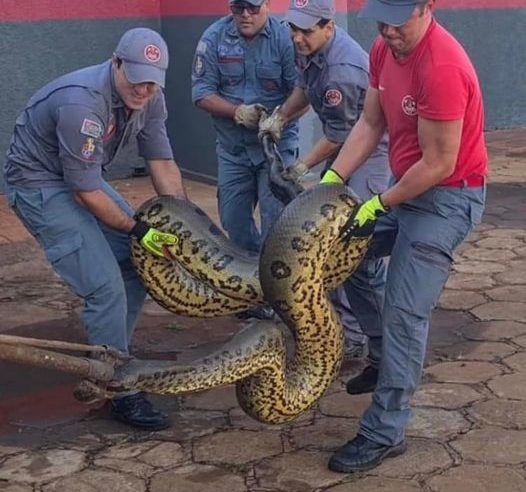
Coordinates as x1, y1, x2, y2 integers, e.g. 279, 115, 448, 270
112, 184, 369, 424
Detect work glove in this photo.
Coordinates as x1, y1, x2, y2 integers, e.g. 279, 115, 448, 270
234, 103, 267, 130
340, 194, 389, 240
284, 158, 309, 182
320, 168, 345, 185
258, 105, 286, 143
129, 221, 178, 259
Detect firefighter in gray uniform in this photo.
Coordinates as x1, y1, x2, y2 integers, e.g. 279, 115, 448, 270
259, 0, 391, 363
3, 28, 187, 430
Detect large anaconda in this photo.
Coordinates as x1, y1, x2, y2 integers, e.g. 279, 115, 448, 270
116, 184, 369, 423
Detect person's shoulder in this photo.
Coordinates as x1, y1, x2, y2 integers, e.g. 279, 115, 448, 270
327, 27, 368, 68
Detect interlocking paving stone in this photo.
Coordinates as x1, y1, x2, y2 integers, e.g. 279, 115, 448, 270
453, 260, 507, 274
515, 334, 526, 347
438, 290, 486, 310
183, 385, 239, 411
469, 399, 526, 429
193, 429, 282, 465
486, 284, 526, 302
0, 485, 33, 492
494, 260, 526, 284
318, 391, 372, 418
407, 408, 470, 439
374, 440, 453, 478
471, 301, 526, 323
502, 352, 526, 371
138, 442, 185, 468
488, 372, 526, 400
149, 465, 246, 492
0, 449, 86, 484
98, 441, 158, 460
326, 477, 422, 492
92, 457, 154, 478
451, 427, 526, 464
290, 416, 360, 451
425, 361, 502, 384
445, 272, 496, 291
427, 464, 526, 492
412, 383, 484, 409
255, 450, 340, 492
460, 247, 517, 262
156, 410, 228, 441
472, 237, 524, 249
42, 469, 146, 492
434, 341, 516, 362
461, 320, 526, 341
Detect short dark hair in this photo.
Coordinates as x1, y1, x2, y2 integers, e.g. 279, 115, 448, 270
317, 18, 332, 28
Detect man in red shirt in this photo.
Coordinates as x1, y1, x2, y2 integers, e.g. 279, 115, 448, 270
322, 0, 487, 472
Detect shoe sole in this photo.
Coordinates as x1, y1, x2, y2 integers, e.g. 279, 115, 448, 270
346, 385, 376, 395
328, 441, 407, 473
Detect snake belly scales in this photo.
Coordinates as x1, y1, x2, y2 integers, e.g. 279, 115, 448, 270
113, 184, 369, 424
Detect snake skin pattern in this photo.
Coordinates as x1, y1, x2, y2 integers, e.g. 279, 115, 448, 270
118, 184, 369, 423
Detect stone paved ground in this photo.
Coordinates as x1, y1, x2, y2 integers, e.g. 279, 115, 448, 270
0, 129, 525, 491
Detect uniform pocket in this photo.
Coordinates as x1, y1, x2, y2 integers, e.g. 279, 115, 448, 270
219, 63, 244, 87
256, 63, 282, 93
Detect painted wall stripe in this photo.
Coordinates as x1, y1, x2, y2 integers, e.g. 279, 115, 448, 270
1, 0, 525, 22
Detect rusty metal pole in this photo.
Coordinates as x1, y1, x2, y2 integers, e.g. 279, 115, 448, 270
0, 343, 115, 381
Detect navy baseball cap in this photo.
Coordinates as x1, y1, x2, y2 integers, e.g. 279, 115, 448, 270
359, 0, 427, 26
115, 28, 169, 87
286, 0, 335, 30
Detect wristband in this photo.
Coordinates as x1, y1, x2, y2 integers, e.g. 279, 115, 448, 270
129, 220, 149, 240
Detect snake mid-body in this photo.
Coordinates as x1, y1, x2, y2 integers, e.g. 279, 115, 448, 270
116, 184, 369, 423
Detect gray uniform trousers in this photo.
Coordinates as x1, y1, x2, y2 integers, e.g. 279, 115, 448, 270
355, 184, 485, 445
7, 181, 147, 353
326, 154, 391, 356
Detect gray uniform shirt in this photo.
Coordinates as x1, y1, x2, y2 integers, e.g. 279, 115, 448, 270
297, 27, 387, 157
4, 60, 173, 191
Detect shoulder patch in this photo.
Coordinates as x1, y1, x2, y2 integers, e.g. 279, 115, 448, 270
325, 89, 343, 107
193, 55, 205, 77
81, 137, 96, 160
80, 118, 103, 138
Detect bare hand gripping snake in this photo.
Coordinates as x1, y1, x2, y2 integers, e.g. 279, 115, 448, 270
110, 176, 370, 424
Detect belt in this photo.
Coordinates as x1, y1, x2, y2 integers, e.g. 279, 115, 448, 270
440, 175, 486, 188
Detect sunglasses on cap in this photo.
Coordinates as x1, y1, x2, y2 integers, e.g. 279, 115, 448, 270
230, 2, 262, 15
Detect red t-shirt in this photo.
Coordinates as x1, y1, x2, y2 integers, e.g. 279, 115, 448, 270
369, 20, 488, 185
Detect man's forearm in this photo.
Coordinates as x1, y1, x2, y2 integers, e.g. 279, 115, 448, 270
74, 189, 135, 233
301, 136, 341, 169
331, 115, 385, 180
149, 160, 187, 199
278, 87, 310, 121
196, 94, 238, 119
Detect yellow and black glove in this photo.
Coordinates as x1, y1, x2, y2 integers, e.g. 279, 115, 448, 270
129, 221, 178, 259
320, 168, 345, 185
341, 194, 389, 240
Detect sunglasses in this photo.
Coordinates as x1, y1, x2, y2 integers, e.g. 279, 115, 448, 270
230, 2, 262, 15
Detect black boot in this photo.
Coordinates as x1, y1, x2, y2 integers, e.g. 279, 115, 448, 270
111, 392, 170, 431
346, 365, 378, 394
328, 434, 407, 473
236, 305, 275, 321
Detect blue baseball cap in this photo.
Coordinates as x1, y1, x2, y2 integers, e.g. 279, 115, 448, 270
115, 28, 169, 87
286, 0, 335, 30
359, 0, 427, 27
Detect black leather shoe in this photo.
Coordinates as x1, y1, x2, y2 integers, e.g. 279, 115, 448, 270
328, 434, 407, 473
111, 393, 170, 431
346, 365, 378, 394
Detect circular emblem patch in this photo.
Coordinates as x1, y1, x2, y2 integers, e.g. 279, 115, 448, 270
144, 44, 161, 63
401, 95, 417, 116
295, 0, 309, 8
325, 89, 343, 107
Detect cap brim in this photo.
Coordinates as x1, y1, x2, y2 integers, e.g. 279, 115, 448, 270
285, 10, 322, 30
123, 61, 166, 88
230, 0, 264, 5
358, 0, 416, 27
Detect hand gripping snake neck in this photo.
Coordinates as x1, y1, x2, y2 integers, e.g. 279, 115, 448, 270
110, 184, 369, 424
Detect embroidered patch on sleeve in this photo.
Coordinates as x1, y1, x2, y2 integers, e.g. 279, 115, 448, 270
81, 137, 96, 160
80, 118, 103, 138
325, 89, 343, 107
196, 40, 207, 54
193, 55, 205, 77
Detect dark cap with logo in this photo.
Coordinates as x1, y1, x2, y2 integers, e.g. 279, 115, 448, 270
115, 28, 169, 88
286, 0, 335, 30
229, 0, 266, 6
359, 0, 428, 27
